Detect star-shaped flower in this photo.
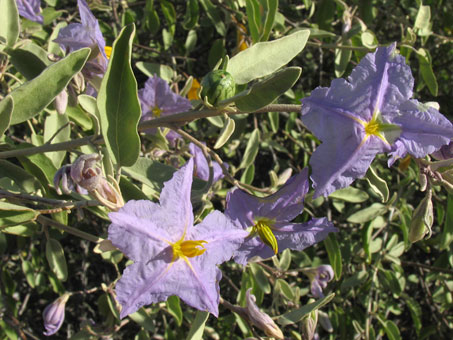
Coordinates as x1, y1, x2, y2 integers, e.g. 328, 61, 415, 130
301, 43, 453, 198
139, 76, 192, 142
16, 0, 43, 24
54, 0, 108, 74
225, 168, 337, 265
108, 158, 248, 318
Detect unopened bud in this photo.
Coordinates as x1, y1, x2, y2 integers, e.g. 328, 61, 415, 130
43, 293, 70, 336
200, 70, 235, 105
70, 154, 103, 192
318, 310, 333, 333
431, 142, 453, 160
55, 89, 68, 114
302, 310, 318, 340
409, 190, 433, 243
245, 289, 284, 340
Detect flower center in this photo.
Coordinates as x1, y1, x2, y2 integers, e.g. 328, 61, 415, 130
252, 218, 278, 254
364, 116, 381, 136
152, 106, 162, 117
172, 240, 207, 259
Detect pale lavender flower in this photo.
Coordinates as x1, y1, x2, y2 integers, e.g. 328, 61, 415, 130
108, 158, 248, 318
189, 142, 225, 183
139, 76, 192, 142
302, 265, 334, 298
16, 0, 43, 24
301, 43, 453, 198
43, 293, 70, 336
54, 0, 108, 74
225, 168, 337, 265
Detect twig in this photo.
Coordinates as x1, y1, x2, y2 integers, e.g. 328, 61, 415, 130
37, 215, 102, 243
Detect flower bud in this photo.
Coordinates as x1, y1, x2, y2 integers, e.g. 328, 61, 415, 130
53, 165, 75, 195
70, 154, 103, 192
55, 89, 69, 114
302, 310, 318, 340
302, 265, 334, 298
200, 70, 235, 105
409, 190, 433, 243
245, 289, 284, 340
43, 293, 70, 336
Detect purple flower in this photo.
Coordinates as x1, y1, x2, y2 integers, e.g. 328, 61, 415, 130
16, 0, 43, 24
139, 76, 192, 142
225, 168, 337, 265
108, 158, 248, 318
189, 143, 225, 183
301, 43, 453, 198
54, 0, 108, 74
302, 265, 334, 298
43, 293, 70, 336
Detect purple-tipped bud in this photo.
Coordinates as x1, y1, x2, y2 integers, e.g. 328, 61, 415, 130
43, 293, 70, 336
245, 289, 284, 339
53, 165, 75, 195
302, 265, 334, 298
70, 154, 103, 192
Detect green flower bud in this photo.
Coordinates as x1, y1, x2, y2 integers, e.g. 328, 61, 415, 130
200, 70, 235, 105
409, 190, 433, 243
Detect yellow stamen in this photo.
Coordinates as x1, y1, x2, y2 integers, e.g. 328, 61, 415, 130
152, 106, 162, 117
104, 46, 112, 59
252, 218, 278, 254
188, 78, 201, 100
172, 239, 207, 260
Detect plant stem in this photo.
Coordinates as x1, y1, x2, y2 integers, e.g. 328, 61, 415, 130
37, 215, 102, 243
0, 104, 301, 159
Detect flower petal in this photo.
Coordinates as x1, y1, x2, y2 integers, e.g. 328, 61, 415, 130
309, 127, 387, 198
159, 159, 195, 238
388, 99, 453, 159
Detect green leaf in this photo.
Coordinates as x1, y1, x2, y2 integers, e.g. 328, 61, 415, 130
0, 0, 19, 48
44, 113, 70, 168
329, 187, 369, 203
0, 202, 39, 228
98, 24, 141, 167
250, 263, 271, 294
123, 157, 177, 192
0, 160, 43, 193
277, 293, 335, 326
186, 311, 209, 340
246, 0, 261, 43
260, 0, 278, 42
324, 233, 342, 279
183, 0, 199, 30
0, 96, 13, 137
227, 30, 310, 84
377, 318, 402, 340
276, 278, 295, 300
8, 43, 50, 80
22, 260, 35, 288
214, 117, 235, 149
9, 48, 90, 125
414, 5, 431, 34
417, 48, 438, 97
240, 163, 255, 185
440, 194, 453, 250
144, 0, 160, 34
45, 238, 68, 282
335, 44, 352, 77
199, 0, 226, 36
129, 308, 155, 332
166, 295, 183, 326
136, 61, 174, 83
239, 128, 260, 169
347, 203, 387, 223
235, 67, 301, 111
364, 166, 389, 202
